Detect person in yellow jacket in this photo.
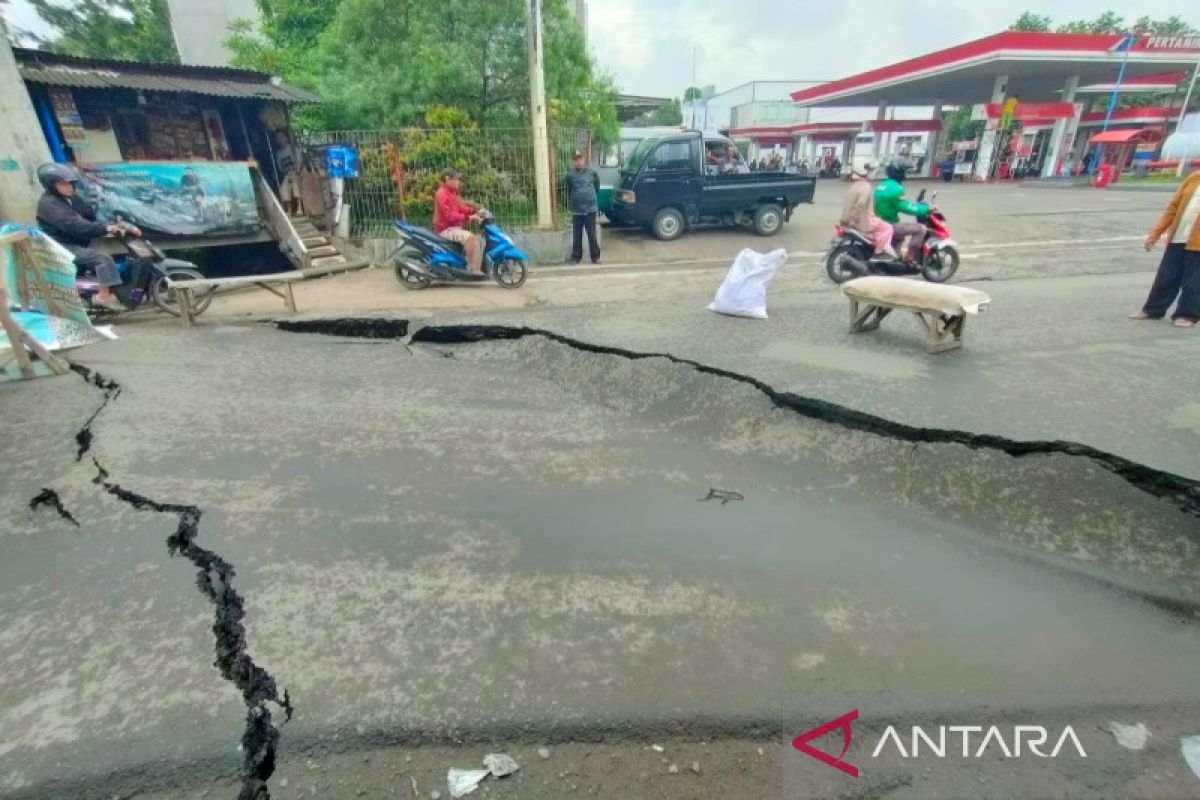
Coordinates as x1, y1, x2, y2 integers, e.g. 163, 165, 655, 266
1130, 171, 1200, 328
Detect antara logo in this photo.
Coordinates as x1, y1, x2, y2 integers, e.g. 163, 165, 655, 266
792, 711, 1087, 778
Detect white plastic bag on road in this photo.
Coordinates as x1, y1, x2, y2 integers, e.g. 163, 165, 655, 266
708, 248, 788, 319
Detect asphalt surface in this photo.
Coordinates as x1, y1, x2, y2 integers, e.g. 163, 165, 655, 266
2, 185, 1199, 800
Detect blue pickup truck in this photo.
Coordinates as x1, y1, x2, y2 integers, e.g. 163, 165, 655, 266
607, 131, 817, 241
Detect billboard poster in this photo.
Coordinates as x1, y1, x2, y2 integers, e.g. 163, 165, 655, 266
76, 162, 262, 237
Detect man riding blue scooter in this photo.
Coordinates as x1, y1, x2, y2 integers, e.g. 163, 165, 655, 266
874, 158, 929, 264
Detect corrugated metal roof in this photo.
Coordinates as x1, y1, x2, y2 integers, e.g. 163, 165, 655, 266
14, 49, 321, 103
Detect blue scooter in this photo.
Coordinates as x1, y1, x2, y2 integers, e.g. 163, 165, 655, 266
391, 209, 528, 290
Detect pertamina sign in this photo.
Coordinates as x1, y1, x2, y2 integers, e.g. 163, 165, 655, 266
1144, 35, 1200, 50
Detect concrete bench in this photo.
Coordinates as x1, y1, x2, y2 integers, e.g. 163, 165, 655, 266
166, 271, 305, 327
841, 276, 991, 354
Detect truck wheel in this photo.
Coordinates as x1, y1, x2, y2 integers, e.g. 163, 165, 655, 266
753, 204, 784, 236
651, 207, 685, 241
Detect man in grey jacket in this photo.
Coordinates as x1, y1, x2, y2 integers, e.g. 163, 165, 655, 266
566, 151, 601, 264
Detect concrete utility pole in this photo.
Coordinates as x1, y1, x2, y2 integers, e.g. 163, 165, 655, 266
526, 0, 553, 229
1178, 62, 1199, 177
0, 19, 52, 224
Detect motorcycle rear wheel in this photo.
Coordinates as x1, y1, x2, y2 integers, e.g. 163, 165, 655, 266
393, 248, 434, 290
825, 243, 867, 284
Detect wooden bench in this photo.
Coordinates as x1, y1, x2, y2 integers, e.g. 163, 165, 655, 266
842, 276, 991, 354
166, 271, 306, 327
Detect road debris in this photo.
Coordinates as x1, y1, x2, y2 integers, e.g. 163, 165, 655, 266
699, 488, 744, 506
691, 761, 701, 774
409, 775, 419, 796
537, 747, 551, 760
1182, 735, 1200, 779
447, 768, 489, 798
650, 744, 665, 753
668, 764, 679, 774
1109, 722, 1151, 750
484, 753, 520, 778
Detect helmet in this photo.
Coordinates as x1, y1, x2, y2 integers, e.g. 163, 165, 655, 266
37, 163, 81, 192
884, 158, 911, 183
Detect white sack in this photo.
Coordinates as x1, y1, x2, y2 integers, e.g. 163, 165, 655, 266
708, 248, 788, 319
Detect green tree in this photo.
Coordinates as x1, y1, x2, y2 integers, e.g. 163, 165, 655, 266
942, 106, 983, 147
1009, 12, 1052, 32
1056, 11, 1126, 34
23, 0, 179, 62
229, 0, 617, 141
683, 86, 703, 102
630, 98, 683, 127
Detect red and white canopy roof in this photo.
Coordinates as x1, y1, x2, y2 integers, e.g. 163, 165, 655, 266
791, 32, 1200, 107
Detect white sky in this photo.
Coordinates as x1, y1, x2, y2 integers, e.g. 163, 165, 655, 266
587, 0, 1199, 97
5, 0, 1198, 97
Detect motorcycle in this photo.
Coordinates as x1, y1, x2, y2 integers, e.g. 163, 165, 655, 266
76, 228, 213, 318
391, 210, 528, 290
824, 190, 960, 284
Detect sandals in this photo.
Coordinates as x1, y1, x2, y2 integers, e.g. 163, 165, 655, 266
1128, 311, 1158, 320
1174, 318, 1197, 329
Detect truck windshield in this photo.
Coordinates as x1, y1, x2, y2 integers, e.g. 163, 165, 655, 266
623, 137, 661, 175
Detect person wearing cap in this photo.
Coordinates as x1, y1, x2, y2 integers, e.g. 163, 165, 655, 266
433, 169, 482, 273
839, 163, 895, 259
566, 151, 601, 264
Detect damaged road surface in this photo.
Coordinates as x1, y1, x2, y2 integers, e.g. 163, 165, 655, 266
2, 318, 1199, 799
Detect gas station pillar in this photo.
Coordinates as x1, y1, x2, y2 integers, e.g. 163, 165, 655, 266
872, 99, 887, 162
923, 103, 943, 177
1041, 74, 1080, 178
973, 75, 1008, 181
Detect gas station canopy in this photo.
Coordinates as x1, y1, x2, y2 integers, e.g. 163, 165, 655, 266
791, 32, 1200, 107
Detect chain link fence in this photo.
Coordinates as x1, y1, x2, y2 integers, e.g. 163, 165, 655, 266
300, 127, 590, 238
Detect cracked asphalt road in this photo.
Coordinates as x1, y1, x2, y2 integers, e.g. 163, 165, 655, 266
2, 266, 1200, 799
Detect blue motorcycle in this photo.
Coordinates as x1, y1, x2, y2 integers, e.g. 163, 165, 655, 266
391, 210, 528, 290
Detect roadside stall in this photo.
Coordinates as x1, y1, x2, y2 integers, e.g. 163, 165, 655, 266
13, 48, 322, 260
1086, 127, 1164, 184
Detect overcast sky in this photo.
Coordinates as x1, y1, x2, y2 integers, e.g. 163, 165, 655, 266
587, 0, 1199, 97
4, 0, 1197, 97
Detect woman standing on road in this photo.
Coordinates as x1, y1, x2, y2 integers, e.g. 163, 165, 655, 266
1130, 170, 1200, 329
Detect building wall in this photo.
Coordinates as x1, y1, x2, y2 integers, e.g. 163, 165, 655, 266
167, 0, 260, 67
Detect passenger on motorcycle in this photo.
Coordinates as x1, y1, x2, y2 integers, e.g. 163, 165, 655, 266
838, 162, 895, 259
433, 169, 483, 273
35, 163, 139, 311
874, 158, 929, 263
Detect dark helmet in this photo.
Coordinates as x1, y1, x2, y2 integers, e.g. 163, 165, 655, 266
884, 157, 911, 183
37, 163, 82, 192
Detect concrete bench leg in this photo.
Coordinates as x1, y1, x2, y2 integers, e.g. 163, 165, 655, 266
177, 288, 193, 328
915, 311, 966, 354
284, 282, 297, 314
849, 299, 891, 333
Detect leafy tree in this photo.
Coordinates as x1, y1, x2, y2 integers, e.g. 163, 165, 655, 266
1009, 12, 1052, 32
942, 106, 984, 147
630, 98, 683, 127
683, 86, 703, 102
229, 0, 617, 142
22, 0, 179, 62
1056, 11, 1126, 34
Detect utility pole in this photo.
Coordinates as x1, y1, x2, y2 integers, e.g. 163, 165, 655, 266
691, 47, 697, 128
525, 0, 553, 229
0, 19, 52, 224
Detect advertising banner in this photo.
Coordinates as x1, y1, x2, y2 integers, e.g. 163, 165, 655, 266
77, 162, 262, 238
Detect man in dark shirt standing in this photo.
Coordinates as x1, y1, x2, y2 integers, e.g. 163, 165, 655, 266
566, 151, 601, 264
35, 163, 134, 310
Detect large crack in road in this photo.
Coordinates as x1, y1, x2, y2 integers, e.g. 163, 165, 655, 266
48, 365, 293, 800
398, 323, 1198, 519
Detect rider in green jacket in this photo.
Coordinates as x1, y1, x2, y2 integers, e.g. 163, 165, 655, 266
874, 159, 929, 262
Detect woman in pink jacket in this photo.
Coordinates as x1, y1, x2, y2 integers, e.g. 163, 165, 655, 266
839, 163, 895, 258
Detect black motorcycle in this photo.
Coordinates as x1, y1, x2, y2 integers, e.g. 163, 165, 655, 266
824, 190, 960, 284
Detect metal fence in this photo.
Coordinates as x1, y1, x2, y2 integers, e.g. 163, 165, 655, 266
300, 127, 590, 238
